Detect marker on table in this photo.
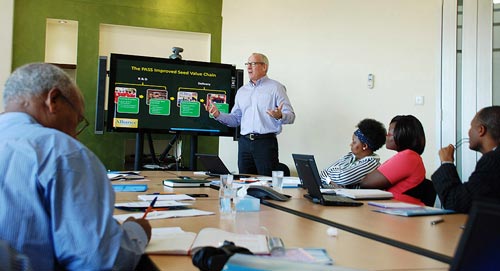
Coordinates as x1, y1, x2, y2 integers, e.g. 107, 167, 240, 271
142, 196, 158, 219
430, 218, 444, 225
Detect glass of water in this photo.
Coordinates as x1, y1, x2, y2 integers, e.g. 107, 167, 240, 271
272, 171, 284, 191
219, 174, 236, 219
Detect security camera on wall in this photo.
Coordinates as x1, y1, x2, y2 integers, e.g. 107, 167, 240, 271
170, 47, 184, 60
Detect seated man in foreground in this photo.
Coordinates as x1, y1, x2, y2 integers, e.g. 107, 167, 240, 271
0, 63, 151, 270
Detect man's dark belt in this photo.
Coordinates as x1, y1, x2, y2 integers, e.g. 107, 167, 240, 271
243, 133, 276, 141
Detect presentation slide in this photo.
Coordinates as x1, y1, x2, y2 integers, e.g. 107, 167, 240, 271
107, 54, 237, 136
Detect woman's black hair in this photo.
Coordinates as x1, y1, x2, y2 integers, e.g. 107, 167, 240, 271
357, 119, 386, 152
390, 115, 426, 155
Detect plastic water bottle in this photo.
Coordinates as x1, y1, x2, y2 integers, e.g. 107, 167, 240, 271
219, 174, 236, 219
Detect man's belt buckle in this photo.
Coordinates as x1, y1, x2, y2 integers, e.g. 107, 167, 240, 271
248, 134, 255, 140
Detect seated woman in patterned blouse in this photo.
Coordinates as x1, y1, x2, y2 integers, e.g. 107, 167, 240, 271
320, 118, 387, 188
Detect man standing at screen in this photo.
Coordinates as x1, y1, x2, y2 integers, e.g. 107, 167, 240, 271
205, 53, 295, 176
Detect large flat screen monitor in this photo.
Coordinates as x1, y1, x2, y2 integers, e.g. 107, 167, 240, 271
106, 53, 237, 136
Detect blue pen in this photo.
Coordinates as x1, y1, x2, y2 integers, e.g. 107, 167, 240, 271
142, 196, 158, 219
147, 192, 175, 195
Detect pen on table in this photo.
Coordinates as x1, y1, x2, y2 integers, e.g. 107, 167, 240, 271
430, 218, 445, 225
151, 207, 170, 211
147, 192, 176, 195
142, 196, 158, 219
186, 193, 209, 198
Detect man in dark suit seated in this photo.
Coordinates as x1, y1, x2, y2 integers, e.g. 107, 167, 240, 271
432, 106, 500, 213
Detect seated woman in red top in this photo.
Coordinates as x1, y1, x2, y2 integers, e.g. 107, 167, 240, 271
360, 115, 426, 205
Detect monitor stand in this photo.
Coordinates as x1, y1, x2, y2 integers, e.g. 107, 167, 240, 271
133, 132, 197, 171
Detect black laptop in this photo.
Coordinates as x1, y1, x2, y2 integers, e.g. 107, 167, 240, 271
195, 154, 250, 179
292, 153, 362, 207
450, 200, 500, 271
292, 153, 337, 189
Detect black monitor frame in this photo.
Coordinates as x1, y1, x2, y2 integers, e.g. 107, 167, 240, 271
106, 53, 237, 137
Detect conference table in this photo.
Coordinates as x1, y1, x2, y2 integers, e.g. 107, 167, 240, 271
113, 171, 464, 270
262, 189, 467, 263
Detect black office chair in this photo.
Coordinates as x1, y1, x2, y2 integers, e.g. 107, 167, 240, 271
403, 178, 436, 207
0, 240, 33, 271
276, 162, 291, 177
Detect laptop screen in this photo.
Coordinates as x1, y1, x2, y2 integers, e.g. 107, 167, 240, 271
450, 200, 500, 271
292, 154, 324, 200
195, 153, 230, 175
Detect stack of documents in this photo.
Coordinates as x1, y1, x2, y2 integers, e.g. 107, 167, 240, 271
107, 171, 145, 181
224, 254, 364, 271
368, 201, 455, 217
238, 176, 302, 188
320, 189, 393, 199
113, 209, 214, 221
162, 179, 211, 187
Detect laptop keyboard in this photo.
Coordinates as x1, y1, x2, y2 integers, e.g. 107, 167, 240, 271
304, 194, 362, 206
322, 194, 363, 206
322, 184, 337, 189
323, 194, 354, 202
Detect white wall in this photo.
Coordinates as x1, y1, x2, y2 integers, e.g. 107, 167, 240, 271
221, 0, 442, 177
0, 0, 14, 112
99, 24, 211, 63
45, 19, 79, 65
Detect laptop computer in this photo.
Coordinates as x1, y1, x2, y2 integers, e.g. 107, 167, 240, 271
195, 153, 250, 179
292, 153, 338, 189
292, 153, 362, 207
450, 200, 500, 271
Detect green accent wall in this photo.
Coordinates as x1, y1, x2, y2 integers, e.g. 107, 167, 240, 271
13, 0, 222, 169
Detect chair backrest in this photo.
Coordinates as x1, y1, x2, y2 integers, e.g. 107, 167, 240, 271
276, 162, 291, 177
403, 178, 436, 206
0, 240, 33, 271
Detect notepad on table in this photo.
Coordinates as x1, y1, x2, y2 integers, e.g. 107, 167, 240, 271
138, 194, 195, 201
162, 179, 211, 187
108, 171, 145, 181
145, 227, 270, 255
114, 200, 192, 210
112, 184, 148, 192
282, 177, 301, 188
113, 209, 214, 221
324, 189, 393, 199
372, 206, 455, 217
368, 201, 423, 209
